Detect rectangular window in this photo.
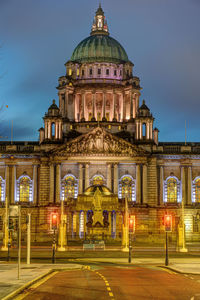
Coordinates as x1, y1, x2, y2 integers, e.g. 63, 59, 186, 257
193, 216, 199, 233
106, 69, 109, 75
89, 68, 93, 76
106, 112, 109, 121
82, 69, 84, 76
120, 70, 122, 76
98, 68, 101, 75
114, 70, 117, 76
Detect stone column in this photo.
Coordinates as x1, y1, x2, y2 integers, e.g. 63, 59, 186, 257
159, 166, 164, 205
78, 164, 83, 194
136, 94, 139, 112
33, 165, 38, 204
92, 92, 96, 121
112, 92, 117, 121
187, 167, 192, 205
48, 122, 51, 139
102, 91, 106, 121
136, 164, 141, 204
133, 93, 136, 118
5, 166, 10, 204
150, 122, 153, 139
65, 91, 68, 119
49, 164, 55, 203
45, 121, 48, 139
11, 165, 16, 204
84, 211, 87, 235
181, 166, 186, 205
107, 163, 112, 190
59, 122, 62, 139
56, 164, 61, 203
142, 164, 148, 204
147, 122, 150, 139
109, 211, 112, 237
130, 91, 133, 119
113, 163, 118, 194
123, 93, 126, 120
85, 163, 89, 190
81, 93, 85, 121
139, 122, 142, 140
135, 121, 138, 139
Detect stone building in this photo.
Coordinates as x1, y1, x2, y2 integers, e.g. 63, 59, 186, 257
0, 5, 200, 246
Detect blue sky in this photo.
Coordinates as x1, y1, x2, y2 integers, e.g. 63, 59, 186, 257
0, 0, 200, 142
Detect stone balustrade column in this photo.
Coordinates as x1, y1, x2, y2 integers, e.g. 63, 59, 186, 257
136, 164, 141, 204
78, 164, 83, 194
159, 166, 164, 205
85, 163, 89, 190
56, 164, 61, 203
113, 163, 119, 194
187, 167, 192, 205
11, 165, 16, 204
142, 164, 148, 204
33, 165, 38, 204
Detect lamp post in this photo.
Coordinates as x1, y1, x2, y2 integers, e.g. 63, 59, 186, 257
122, 188, 129, 252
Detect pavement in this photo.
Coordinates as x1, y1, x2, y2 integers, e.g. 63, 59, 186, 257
0, 257, 200, 300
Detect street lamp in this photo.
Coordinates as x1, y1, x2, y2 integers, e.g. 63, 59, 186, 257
122, 187, 129, 252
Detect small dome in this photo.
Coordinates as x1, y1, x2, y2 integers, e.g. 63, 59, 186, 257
84, 185, 112, 196
70, 35, 129, 64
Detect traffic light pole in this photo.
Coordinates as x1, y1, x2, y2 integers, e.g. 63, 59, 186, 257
165, 232, 168, 266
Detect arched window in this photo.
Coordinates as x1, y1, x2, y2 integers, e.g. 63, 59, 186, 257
16, 175, 33, 202
193, 177, 200, 203
164, 176, 180, 203
119, 175, 136, 202
61, 174, 78, 200
91, 175, 105, 186
0, 177, 5, 202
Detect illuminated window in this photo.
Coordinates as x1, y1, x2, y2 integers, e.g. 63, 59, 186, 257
119, 175, 136, 202
193, 177, 200, 203
79, 211, 84, 238
106, 112, 109, 121
16, 175, 33, 202
68, 69, 72, 76
72, 213, 76, 234
0, 177, 5, 202
61, 174, 78, 200
92, 175, 105, 186
164, 176, 180, 203
77, 69, 79, 76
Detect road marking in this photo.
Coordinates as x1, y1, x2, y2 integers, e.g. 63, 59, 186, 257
160, 267, 176, 274
14, 271, 58, 300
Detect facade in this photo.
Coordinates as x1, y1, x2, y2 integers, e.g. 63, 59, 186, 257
0, 5, 200, 246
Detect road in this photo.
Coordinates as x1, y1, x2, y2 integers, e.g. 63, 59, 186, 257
15, 265, 200, 300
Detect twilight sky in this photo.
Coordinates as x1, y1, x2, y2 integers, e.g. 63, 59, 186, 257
0, 0, 200, 142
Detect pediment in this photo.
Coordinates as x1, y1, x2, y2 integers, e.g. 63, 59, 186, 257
50, 127, 147, 157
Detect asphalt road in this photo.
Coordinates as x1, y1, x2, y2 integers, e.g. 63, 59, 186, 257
16, 265, 200, 300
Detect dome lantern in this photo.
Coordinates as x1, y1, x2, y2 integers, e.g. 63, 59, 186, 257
91, 4, 109, 36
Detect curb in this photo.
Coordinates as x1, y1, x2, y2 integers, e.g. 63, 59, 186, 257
158, 265, 200, 275
1, 269, 54, 300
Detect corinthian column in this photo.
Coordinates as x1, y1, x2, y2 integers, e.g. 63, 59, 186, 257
5, 166, 10, 204
136, 164, 141, 204
81, 93, 85, 121
114, 164, 118, 194
187, 167, 192, 205
142, 164, 147, 204
56, 164, 61, 203
33, 165, 38, 204
85, 164, 90, 190
112, 92, 117, 121
49, 164, 55, 203
102, 91, 106, 121
181, 166, 186, 204
107, 163, 112, 190
91, 92, 96, 121
159, 166, 164, 205
11, 165, 16, 204
78, 164, 83, 194
130, 91, 133, 120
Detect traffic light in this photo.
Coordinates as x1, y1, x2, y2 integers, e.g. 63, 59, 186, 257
164, 215, 172, 232
51, 213, 58, 230
129, 215, 135, 233
8, 217, 14, 230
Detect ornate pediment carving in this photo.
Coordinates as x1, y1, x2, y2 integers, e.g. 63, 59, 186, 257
51, 127, 146, 157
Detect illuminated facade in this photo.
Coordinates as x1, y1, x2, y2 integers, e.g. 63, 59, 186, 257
0, 5, 200, 245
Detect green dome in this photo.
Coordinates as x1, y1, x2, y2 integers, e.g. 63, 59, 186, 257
70, 35, 129, 64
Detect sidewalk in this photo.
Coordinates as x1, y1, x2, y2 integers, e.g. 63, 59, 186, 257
0, 263, 82, 300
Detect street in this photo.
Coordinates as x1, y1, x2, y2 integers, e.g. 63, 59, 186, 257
15, 265, 200, 300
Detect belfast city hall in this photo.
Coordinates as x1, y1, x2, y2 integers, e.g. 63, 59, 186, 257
0, 5, 200, 248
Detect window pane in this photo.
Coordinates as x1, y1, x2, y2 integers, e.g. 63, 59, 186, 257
167, 178, 177, 202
